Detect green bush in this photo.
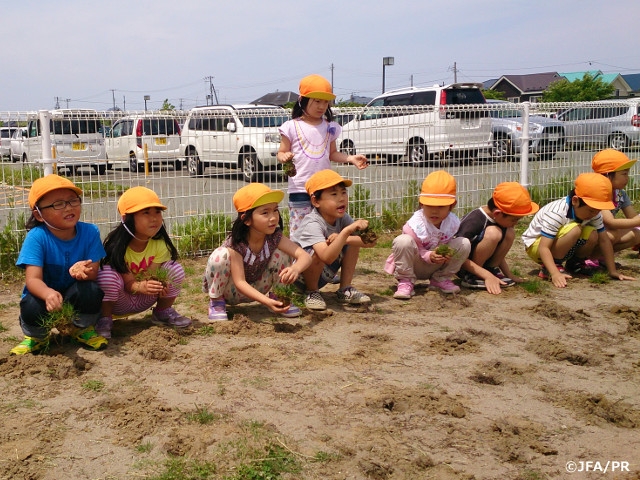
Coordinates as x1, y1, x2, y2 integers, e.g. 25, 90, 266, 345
174, 213, 233, 256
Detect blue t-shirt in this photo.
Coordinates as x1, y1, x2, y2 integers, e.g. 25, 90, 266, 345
16, 222, 106, 297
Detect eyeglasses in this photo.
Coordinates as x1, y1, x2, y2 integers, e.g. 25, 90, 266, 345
38, 196, 82, 210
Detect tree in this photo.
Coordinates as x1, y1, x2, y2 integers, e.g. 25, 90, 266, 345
541, 73, 615, 102
482, 89, 505, 100
161, 99, 175, 111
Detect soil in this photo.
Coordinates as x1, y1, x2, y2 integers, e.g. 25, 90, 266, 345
1, 235, 640, 480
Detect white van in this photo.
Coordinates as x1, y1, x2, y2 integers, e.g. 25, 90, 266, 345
338, 83, 492, 165
23, 109, 107, 174
180, 104, 288, 181
105, 114, 182, 172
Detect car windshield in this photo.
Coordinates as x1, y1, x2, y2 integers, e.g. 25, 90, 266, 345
444, 88, 486, 105
51, 118, 102, 135
1, 129, 15, 138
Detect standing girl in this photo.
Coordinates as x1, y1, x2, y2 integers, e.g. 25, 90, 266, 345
277, 74, 369, 236
203, 183, 312, 321
11, 175, 107, 355
96, 186, 191, 338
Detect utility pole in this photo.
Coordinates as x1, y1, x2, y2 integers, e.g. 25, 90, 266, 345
204, 76, 219, 105
330, 63, 334, 91
65, 98, 71, 108
55, 97, 60, 109
452, 62, 458, 83
110, 89, 116, 110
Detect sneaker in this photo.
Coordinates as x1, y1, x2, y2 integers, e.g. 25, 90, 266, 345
538, 264, 565, 280
151, 307, 192, 328
96, 316, 113, 339
268, 292, 302, 318
305, 290, 327, 311
393, 281, 415, 299
10, 336, 49, 355
336, 286, 371, 304
460, 272, 486, 289
330, 273, 341, 284
72, 326, 108, 351
486, 266, 516, 287
565, 258, 597, 276
584, 258, 602, 269
208, 299, 229, 321
429, 278, 460, 294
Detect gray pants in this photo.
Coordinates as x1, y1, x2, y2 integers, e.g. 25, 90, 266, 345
391, 235, 470, 283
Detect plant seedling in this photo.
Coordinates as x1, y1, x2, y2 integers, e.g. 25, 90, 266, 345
435, 244, 456, 257
39, 302, 77, 336
282, 160, 297, 178
354, 227, 378, 244
139, 266, 172, 287
272, 284, 303, 308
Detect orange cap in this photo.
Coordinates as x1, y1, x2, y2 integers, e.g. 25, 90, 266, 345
28, 174, 82, 209
118, 186, 167, 215
591, 148, 636, 173
492, 182, 539, 217
299, 74, 336, 101
574, 173, 615, 210
305, 169, 352, 195
419, 170, 457, 206
233, 183, 284, 212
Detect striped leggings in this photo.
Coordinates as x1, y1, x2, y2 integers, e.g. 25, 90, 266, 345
97, 261, 185, 316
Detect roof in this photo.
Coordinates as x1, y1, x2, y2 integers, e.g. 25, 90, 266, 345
482, 78, 498, 89
559, 70, 602, 82
492, 72, 562, 94
250, 91, 298, 106
623, 73, 640, 91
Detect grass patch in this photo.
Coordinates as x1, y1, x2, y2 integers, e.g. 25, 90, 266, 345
0, 212, 27, 281
145, 457, 216, 480
0, 322, 7, 333
174, 213, 233, 256
185, 404, 219, 425
589, 271, 610, 284
520, 278, 549, 294
228, 443, 300, 480
136, 441, 154, 453
82, 379, 105, 392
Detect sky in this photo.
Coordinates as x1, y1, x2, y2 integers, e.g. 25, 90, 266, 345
2, 0, 639, 112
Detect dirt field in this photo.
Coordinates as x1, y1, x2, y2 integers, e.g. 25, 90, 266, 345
1, 236, 639, 480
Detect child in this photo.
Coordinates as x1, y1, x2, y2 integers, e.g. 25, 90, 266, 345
10, 175, 107, 355
591, 149, 640, 253
96, 187, 191, 338
456, 182, 539, 295
521, 172, 635, 288
203, 183, 312, 320
277, 74, 369, 236
291, 169, 375, 310
385, 170, 471, 298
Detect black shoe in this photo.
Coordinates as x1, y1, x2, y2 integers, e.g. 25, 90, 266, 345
565, 258, 597, 276
485, 266, 516, 287
460, 272, 485, 289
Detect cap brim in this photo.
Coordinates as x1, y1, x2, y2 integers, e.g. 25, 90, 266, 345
582, 198, 615, 210
304, 92, 336, 101
501, 202, 540, 217
615, 160, 637, 171
419, 197, 456, 206
251, 190, 284, 209
125, 202, 167, 214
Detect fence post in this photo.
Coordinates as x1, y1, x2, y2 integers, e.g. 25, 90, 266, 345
520, 102, 530, 187
38, 110, 54, 176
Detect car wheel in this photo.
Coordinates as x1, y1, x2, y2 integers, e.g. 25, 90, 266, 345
340, 140, 356, 155
407, 140, 427, 166
10, 150, 18, 163
492, 134, 513, 161
22, 153, 28, 163
240, 149, 261, 182
187, 149, 203, 177
174, 159, 182, 171
129, 154, 142, 172
94, 164, 107, 175
609, 133, 629, 151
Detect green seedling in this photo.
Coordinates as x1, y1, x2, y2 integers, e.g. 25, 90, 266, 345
282, 160, 297, 178
354, 227, 378, 244
137, 266, 172, 288
272, 284, 304, 308
39, 302, 77, 337
435, 244, 456, 257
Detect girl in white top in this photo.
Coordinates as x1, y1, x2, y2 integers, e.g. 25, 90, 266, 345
277, 74, 369, 236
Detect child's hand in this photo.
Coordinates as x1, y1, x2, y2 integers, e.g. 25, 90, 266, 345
551, 271, 572, 288
429, 251, 448, 264
137, 279, 166, 296
278, 267, 299, 285
348, 154, 369, 170
266, 296, 293, 315
278, 152, 294, 163
69, 260, 94, 280
484, 276, 503, 295
609, 271, 635, 281
326, 233, 339, 245
45, 289, 64, 312
350, 219, 369, 234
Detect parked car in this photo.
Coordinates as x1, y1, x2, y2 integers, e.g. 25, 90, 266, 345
337, 83, 492, 165
180, 104, 288, 181
10, 127, 28, 162
487, 100, 565, 161
105, 114, 182, 172
22, 109, 107, 174
0, 127, 18, 159
556, 99, 640, 151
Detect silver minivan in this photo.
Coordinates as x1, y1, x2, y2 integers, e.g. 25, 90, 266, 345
556, 99, 640, 150
337, 83, 492, 165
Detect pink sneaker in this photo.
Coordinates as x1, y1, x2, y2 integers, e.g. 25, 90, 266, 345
393, 281, 415, 299
429, 278, 460, 294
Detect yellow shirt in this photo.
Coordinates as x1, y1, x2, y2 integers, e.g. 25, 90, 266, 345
124, 238, 171, 275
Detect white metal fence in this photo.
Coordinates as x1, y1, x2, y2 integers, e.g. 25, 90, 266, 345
1, 101, 639, 275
